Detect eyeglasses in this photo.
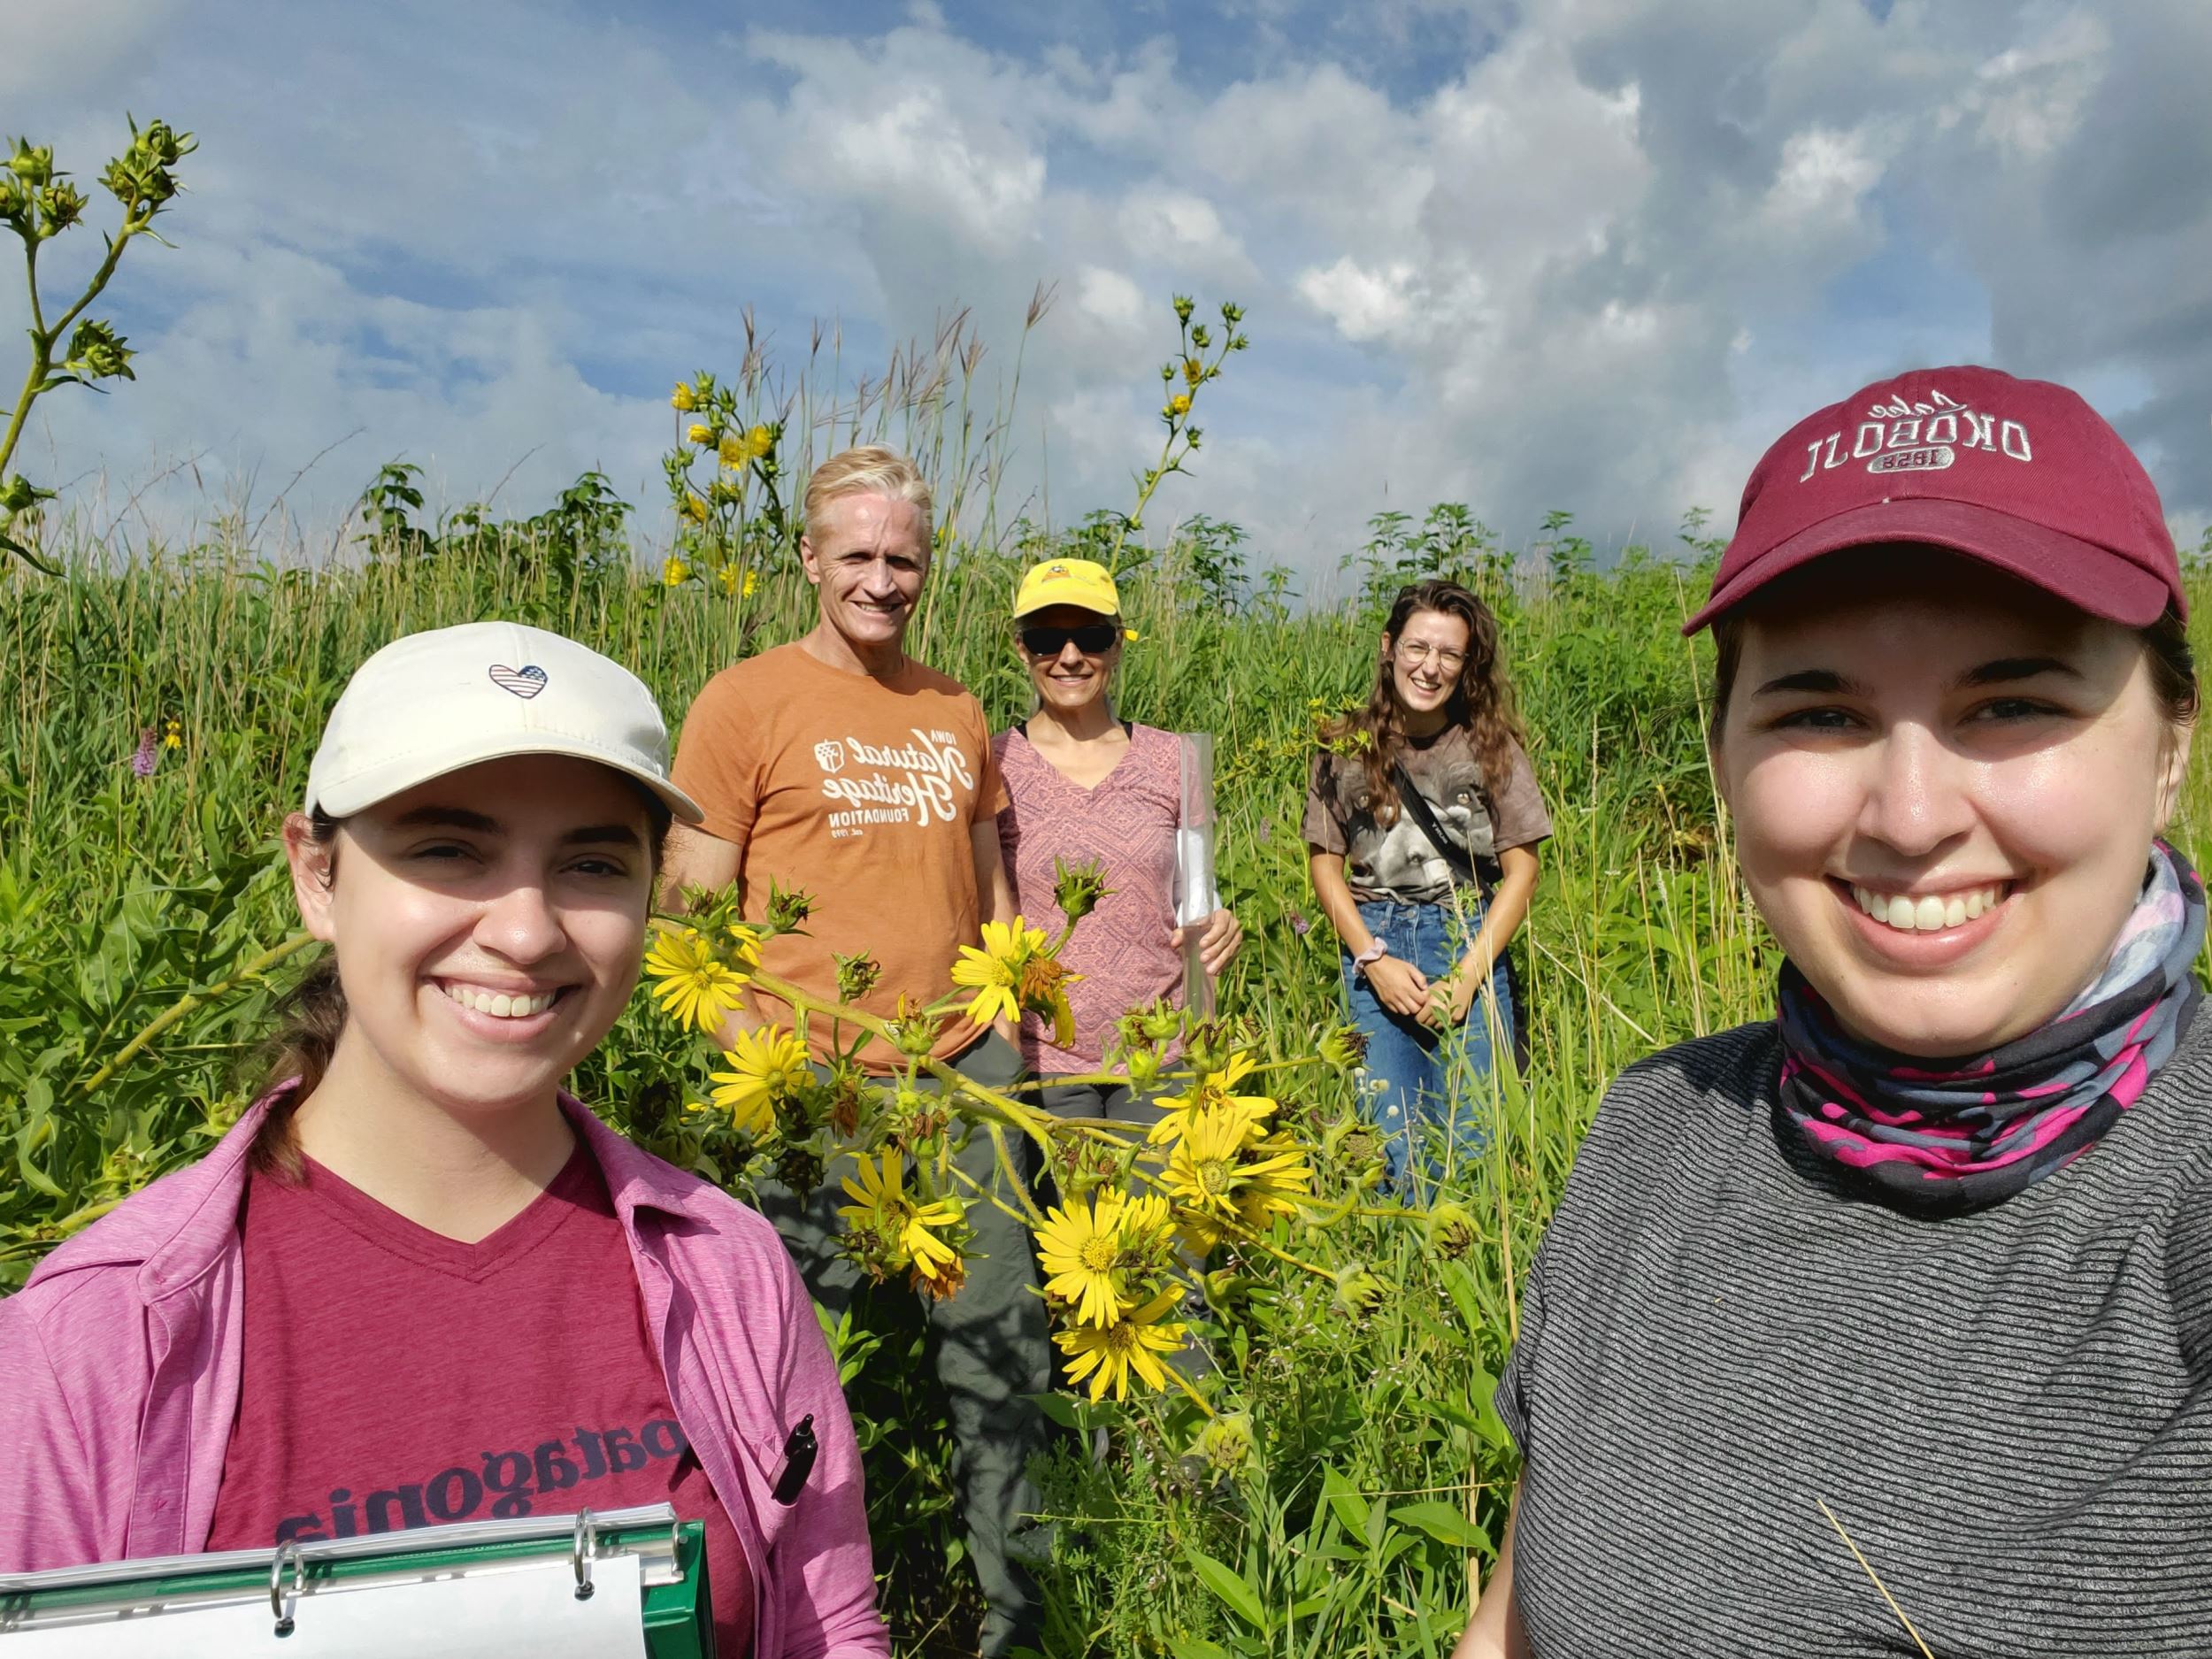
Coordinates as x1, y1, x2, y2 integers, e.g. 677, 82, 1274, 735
1020, 622, 1119, 657
1394, 641, 1468, 672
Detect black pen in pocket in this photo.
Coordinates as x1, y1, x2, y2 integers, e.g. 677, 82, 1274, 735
773, 1414, 817, 1504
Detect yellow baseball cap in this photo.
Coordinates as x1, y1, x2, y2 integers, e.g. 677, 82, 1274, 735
1013, 557, 1122, 619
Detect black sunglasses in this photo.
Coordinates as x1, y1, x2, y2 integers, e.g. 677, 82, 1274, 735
1020, 622, 1119, 657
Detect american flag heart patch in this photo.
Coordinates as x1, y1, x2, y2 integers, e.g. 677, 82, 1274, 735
488, 664, 549, 699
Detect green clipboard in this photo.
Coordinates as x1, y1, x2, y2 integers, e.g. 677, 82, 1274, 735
0, 1502, 714, 1656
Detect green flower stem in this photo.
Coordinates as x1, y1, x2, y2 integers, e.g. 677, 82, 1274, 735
744, 965, 1056, 1148
77, 931, 317, 1097
0, 209, 141, 492
1164, 1357, 1217, 1418
944, 1148, 1045, 1231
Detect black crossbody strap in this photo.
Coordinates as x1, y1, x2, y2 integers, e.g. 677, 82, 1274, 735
1392, 752, 1530, 1072
1390, 757, 1476, 887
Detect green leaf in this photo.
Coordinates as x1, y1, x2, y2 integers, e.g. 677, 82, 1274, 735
1389, 1500, 1492, 1553
1321, 1465, 1370, 1538
1027, 1391, 1083, 1432
0, 529, 58, 576
1185, 1545, 1267, 1632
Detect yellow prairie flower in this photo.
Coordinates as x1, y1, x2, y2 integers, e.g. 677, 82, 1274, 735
1168, 392, 1193, 417
838, 1152, 968, 1294
903, 1194, 967, 1294
642, 926, 751, 1033
681, 493, 710, 523
838, 1149, 903, 1233
161, 718, 183, 750
1233, 1133, 1312, 1230
949, 915, 1048, 1029
661, 556, 690, 587
1054, 1290, 1187, 1402
1034, 1187, 1172, 1327
1149, 1050, 1276, 1146
1164, 1105, 1254, 1219
710, 1025, 810, 1137
687, 422, 713, 444
672, 382, 696, 411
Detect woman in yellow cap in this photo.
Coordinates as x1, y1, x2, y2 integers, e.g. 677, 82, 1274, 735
990, 558, 1241, 1125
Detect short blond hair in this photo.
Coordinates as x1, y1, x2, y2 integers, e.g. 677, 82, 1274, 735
803, 445, 935, 550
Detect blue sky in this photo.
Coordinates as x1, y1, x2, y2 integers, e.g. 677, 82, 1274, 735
6, 0, 2209, 583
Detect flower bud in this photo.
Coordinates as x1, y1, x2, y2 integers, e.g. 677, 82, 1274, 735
1425, 1201, 1478, 1262
1183, 1019, 1233, 1076
1331, 1263, 1388, 1319
1187, 1410, 1256, 1476
1318, 1024, 1368, 1071
6, 141, 53, 188
764, 879, 815, 933
1051, 855, 1111, 925
687, 422, 713, 444
671, 382, 697, 411
833, 951, 882, 1003
1139, 1000, 1183, 1044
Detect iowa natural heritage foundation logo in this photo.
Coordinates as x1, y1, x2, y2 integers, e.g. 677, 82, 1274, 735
817, 727, 977, 837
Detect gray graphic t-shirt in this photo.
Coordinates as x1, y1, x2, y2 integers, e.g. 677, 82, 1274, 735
1302, 727, 1550, 904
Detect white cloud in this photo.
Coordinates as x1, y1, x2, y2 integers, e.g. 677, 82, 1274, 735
0, 0, 178, 99
4, 0, 2209, 574
1074, 265, 1148, 333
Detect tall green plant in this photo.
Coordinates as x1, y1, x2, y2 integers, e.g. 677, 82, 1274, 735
0, 118, 194, 572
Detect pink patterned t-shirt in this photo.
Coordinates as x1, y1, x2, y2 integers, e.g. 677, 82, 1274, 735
993, 722, 1187, 1073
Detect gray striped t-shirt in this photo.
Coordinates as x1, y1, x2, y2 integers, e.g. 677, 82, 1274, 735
1500, 1018, 2212, 1656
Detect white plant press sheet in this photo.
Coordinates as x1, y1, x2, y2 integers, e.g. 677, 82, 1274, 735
1, 1551, 649, 1658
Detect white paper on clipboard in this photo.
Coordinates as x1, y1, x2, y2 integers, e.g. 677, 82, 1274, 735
4, 1551, 647, 1659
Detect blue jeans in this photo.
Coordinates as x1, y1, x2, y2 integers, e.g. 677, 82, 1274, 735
1341, 895, 1516, 1194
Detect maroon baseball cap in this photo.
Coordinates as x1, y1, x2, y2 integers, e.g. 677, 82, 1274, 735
1683, 365, 2183, 634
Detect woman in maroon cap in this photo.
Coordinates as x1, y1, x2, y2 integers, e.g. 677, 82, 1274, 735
1460, 366, 2209, 1656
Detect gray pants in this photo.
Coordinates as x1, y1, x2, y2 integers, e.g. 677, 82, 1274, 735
1033, 1076, 1164, 1133
753, 1031, 1046, 1657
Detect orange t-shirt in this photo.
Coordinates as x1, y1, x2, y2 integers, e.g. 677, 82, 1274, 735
672, 641, 1009, 1069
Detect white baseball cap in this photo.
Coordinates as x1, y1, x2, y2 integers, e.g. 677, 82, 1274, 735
304, 621, 704, 824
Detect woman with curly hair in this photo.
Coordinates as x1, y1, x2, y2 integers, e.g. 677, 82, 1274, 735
1303, 579, 1550, 1192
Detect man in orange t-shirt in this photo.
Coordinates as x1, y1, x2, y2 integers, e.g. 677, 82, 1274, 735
664, 445, 1043, 1656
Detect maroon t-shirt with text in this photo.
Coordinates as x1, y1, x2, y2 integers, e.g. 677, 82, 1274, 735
204, 1146, 754, 1655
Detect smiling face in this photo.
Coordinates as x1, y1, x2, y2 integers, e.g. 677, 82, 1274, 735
1713, 549, 2191, 1056
800, 489, 929, 654
1018, 603, 1122, 714
287, 755, 655, 1120
1386, 608, 1471, 729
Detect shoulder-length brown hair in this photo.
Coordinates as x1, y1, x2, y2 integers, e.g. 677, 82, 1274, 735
1321, 579, 1527, 824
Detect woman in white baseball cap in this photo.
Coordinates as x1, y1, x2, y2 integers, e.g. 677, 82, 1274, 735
0, 623, 889, 1658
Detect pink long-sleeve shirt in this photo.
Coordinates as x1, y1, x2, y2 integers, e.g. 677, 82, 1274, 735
0, 1092, 888, 1659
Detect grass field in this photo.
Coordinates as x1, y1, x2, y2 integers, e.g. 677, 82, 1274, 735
4, 494, 2208, 1655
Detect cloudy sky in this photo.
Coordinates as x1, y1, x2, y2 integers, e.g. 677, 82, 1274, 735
5, 0, 2208, 580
